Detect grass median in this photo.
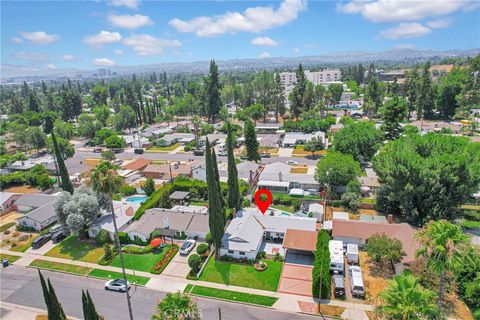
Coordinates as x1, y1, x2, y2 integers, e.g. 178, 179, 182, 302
186, 285, 278, 307
0, 253, 21, 264
30, 259, 91, 275
88, 268, 150, 286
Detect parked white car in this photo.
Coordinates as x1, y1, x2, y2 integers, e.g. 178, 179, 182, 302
286, 160, 298, 165
104, 279, 130, 292
180, 239, 196, 255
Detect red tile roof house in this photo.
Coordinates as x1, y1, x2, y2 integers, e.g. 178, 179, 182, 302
122, 158, 151, 172
332, 219, 419, 272
142, 163, 192, 180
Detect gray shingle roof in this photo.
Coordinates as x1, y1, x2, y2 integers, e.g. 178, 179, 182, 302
15, 194, 57, 208
17, 202, 56, 223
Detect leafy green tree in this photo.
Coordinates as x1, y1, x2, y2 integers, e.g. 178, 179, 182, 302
273, 73, 286, 122
93, 105, 110, 126
417, 62, 435, 119
94, 128, 114, 145
333, 121, 383, 162
92, 84, 109, 106
366, 233, 406, 264
364, 76, 385, 118
27, 126, 47, 152
205, 139, 225, 259
327, 83, 343, 105
376, 274, 437, 320
373, 133, 480, 225
105, 135, 125, 149
304, 137, 324, 157
51, 131, 73, 194
101, 149, 116, 161
226, 122, 241, 211
244, 119, 260, 162
142, 177, 155, 196
416, 220, 470, 311
315, 151, 361, 190
312, 230, 330, 298
86, 161, 133, 320
47, 135, 74, 160
341, 192, 361, 213
380, 95, 407, 140
77, 114, 101, 140
188, 254, 202, 273
405, 67, 420, 118
53, 120, 74, 140
112, 105, 137, 131
37, 174, 53, 191
153, 292, 201, 320
206, 60, 222, 123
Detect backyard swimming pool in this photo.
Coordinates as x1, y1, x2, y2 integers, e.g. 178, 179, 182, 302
125, 195, 149, 203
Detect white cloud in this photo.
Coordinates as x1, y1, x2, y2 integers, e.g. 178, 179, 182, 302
427, 18, 452, 29
169, 0, 307, 37
114, 49, 124, 55
19, 31, 59, 44
46, 64, 57, 69
84, 31, 122, 47
123, 34, 181, 56
11, 37, 22, 44
293, 48, 300, 54
259, 52, 271, 59
108, 14, 153, 29
92, 58, 116, 67
109, 0, 140, 9
378, 23, 431, 39
338, 0, 473, 23
14, 52, 49, 62
62, 54, 76, 61
251, 36, 279, 47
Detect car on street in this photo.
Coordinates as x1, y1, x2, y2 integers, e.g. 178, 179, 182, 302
93, 147, 103, 153
286, 160, 298, 165
218, 151, 228, 156
51, 230, 69, 244
31, 234, 52, 249
179, 239, 196, 255
134, 148, 144, 154
104, 279, 130, 292
332, 275, 345, 297
260, 153, 271, 158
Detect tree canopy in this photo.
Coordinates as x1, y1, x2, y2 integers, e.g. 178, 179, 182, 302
333, 121, 383, 162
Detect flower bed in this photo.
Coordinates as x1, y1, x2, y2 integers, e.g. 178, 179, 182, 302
149, 245, 179, 274
254, 260, 268, 271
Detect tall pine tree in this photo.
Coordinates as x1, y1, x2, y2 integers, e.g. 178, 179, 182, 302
206, 60, 222, 123
226, 122, 241, 211
83, 290, 101, 320
244, 119, 260, 162
51, 131, 73, 194
46, 278, 66, 320
39, 270, 52, 316
205, 139, 225, 259
211, 147, 225, 211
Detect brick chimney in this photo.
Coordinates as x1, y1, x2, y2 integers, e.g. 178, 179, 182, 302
387, 214, 393, 224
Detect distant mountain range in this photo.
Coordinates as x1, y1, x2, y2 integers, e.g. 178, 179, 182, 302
2, 48, 479, 81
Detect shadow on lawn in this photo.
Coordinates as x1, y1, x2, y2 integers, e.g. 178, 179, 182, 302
214, 260, 232, 287
57, 236, 101, 260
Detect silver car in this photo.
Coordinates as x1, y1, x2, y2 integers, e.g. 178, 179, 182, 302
104, 279, 130, 292
180, 239, 196, 255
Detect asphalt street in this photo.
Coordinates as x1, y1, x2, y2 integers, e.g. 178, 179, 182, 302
0, 265, 316, 320
66, 148, 319, 175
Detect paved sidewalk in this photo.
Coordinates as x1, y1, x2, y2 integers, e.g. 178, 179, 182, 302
0, 248, 374, 314
0, 301, 81, 320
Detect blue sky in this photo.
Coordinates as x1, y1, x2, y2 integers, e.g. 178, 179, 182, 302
1, 0, 479, 74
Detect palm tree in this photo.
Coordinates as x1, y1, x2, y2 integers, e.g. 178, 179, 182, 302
85, 161, 134, 320
376, 274, 437, 320
416, 220, 470, 312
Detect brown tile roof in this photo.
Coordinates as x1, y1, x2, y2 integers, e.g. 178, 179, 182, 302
143, 163, 191, 176
123, 158, 151, 171
125, 207, 134, 216
332, 220, 418, 263
283, 229, 318, 252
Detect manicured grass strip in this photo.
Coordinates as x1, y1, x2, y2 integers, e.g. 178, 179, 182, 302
184, 284, 193, 293
189, 285, 278, 307
111, 252, 162, 273
0, 222, 16, 232
0, 253, 21, 264
30, 259, 91, 275
10, 235, 39, 252
146, 143, 180, 152
190, 201, 208, 207
198, 259, 283, 292
46, 235, 104, 263
88, 268, 150, 286
461, 219, 480, 229
271, 205, 294, 213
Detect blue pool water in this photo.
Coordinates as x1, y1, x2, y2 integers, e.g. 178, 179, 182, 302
280, 212, 291, 217
125, 196, 149, 203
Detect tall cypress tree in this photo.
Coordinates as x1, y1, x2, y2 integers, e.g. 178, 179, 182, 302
38, 270, 52, 316
226, 122, 241, 211
82, 290, 89, 319
205, 139, 225, 259
51, 131, 73, 194
206, 60, 222, 123
83, 290, 100, 320
211, 147, 225, 211
244, 119, 260, 162
47, 279, 66, 320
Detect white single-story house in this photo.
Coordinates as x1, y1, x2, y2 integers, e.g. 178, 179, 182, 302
257, 162, 320, 193
123, 207, 209, 242
192, 165, 207, 182
88, 202, 137, 240
17, 202, 57, 231
13, 194, 58, 213
220, 208, 317, 260
282, 131, 326, 147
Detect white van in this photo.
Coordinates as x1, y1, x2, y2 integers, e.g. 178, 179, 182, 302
346, 244, 359, 264
348, 266, 365, 298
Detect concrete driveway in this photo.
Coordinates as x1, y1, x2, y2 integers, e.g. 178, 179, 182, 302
277, 264, 313, 297
161, 243, 198, 278
25, 240, 56, 255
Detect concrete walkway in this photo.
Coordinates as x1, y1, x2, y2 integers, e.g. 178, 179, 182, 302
1, 248, 374, 314
0, 301, 81, 320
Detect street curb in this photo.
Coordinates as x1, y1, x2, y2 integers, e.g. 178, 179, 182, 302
185, 291, 276, 309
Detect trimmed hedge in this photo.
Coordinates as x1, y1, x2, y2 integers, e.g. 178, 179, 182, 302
312, 230, 331, 299
196, 243, 209, 255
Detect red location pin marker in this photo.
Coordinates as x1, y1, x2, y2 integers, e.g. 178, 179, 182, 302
254, 189, 272, 214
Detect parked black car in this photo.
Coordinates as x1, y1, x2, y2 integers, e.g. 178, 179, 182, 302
51, 230, 68, 244
332, 275, 345, 297
31, 234, 52, 249
134, 148, 144, 154
193, 149, 204, 156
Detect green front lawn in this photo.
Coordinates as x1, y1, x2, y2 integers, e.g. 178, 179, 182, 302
198, 259, 283, 292
0, 253, 21, 264
187, 285, 278, 307
110, 246, 176, 273
45, 235, 104, 263
88, 268, 150, 286
146, 143, 180, 152
30, 259, 91, 275
0, 222, 16, 232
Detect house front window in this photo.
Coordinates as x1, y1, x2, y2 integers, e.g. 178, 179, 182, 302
228, 250, 234, 254
239, 252, 245, 256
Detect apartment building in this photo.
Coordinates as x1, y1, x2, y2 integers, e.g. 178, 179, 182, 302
279, 69, 342, 87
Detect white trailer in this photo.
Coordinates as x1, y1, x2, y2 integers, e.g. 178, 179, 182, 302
346, 244, 359, 264
329, 240, 345, 275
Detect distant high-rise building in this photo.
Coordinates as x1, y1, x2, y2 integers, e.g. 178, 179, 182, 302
279, 69, 342, 88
